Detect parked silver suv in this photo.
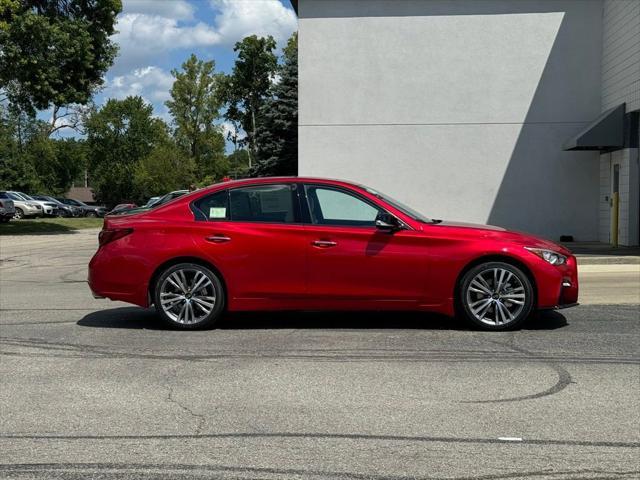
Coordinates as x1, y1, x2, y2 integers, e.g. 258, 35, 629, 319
0, 192, 16, 222
5, 192, 42, 219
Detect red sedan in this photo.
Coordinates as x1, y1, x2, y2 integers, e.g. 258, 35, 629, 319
88, 177, 578, 331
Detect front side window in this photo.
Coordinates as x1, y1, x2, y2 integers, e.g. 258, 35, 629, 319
230, 184, 297, 223
305, 185, 382, 227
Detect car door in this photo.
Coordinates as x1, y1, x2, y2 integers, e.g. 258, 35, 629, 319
302, 183, 429, 307
191, 183, 307, 304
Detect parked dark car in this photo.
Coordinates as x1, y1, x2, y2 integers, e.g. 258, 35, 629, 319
108, 191, 190, 216
30, 195, 75, 217
57, 198, 107, 217
146, 190, 189, 208
108, 203, 138, 215
0, 191, 16, 222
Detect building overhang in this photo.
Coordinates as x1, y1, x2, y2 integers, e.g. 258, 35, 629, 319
563, 103, 625, 151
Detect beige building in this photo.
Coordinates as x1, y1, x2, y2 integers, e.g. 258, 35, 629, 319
294, 0, 639, 245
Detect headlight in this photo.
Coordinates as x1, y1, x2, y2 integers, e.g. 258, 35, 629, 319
525, 247, 567, 265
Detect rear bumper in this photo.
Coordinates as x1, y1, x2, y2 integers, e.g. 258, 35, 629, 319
88, 247, 150, 307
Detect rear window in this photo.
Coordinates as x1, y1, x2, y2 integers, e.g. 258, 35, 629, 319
230, 184, 297, 223
192, 184, 299, 223
192, 190, 229, 221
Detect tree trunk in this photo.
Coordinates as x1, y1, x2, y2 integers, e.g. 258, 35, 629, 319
250, 108, 257, 169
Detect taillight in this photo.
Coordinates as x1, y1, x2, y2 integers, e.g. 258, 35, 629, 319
98, 228, 133, 246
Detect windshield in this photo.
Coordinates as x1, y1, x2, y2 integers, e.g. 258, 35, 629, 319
16, 192, 34, 201
362, 186, 435, 223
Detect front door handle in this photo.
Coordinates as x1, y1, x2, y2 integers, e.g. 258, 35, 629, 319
205, 234, 231, 243
312, 239, 337, 248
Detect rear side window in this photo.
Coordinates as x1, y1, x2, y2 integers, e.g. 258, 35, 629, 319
192, 190, 229, 221
230, 184, 297, 223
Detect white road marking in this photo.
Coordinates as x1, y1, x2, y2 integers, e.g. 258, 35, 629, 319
498, 437, 523, 442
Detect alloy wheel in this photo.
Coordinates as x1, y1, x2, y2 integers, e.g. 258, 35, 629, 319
159, 268, 217, 325
13, 208, 23, 220
465, 267, 526, 326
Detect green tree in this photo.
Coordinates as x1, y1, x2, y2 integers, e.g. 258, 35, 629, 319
165, 54, 226, 178
253, 32, 298, 176
0, 0, 121, 119
0, 106, 85, 193
30, 138, 86, 194
133, 143, 196, 203
219, 35, 278, 167
226, 148, 250, 178
0, 105, 43, 191
85, 96, 169, 206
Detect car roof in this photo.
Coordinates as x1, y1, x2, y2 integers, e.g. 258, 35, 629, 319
199, 176, 362, 192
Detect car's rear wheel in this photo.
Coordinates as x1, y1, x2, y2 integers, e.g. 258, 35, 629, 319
153, 263, 225, 329
458, 261, 534, 331
86, 211, 97, 218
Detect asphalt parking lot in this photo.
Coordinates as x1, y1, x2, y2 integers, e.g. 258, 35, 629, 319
0, 230, 639, 480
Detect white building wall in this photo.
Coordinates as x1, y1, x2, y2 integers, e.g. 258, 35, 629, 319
598, 0, 640, 246
298, 0, 602, 241
601, 0, 640, 111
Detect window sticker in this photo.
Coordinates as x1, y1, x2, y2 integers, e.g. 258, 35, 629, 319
209, 207, 227, 219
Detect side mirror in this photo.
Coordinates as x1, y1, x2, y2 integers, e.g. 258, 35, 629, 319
375, 212, 401, 232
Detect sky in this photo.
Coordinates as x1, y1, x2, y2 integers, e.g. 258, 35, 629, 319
50, 0, 298, 140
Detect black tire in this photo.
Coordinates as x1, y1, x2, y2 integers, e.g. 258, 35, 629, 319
153, 263, 225, 330
457, 261, 534, 331
13, 208, 24, 220
86, 211, 98, 218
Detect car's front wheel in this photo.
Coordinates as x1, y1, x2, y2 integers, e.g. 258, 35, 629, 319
458, 261, 534, 331
86, 211, 98, 218
13, 208, 24, 220
153, 263, 225, 329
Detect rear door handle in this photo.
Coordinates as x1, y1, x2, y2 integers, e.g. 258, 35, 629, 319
205, 234, 231, 243
312, 240, 337, 248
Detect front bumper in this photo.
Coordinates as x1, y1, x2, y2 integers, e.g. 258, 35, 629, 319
535, 254, 579, 309
23, 206, 42, 216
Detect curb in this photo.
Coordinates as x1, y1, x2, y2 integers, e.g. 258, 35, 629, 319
575, 256, 640, 265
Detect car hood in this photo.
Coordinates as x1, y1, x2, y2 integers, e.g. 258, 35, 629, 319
431, 221, 571, 255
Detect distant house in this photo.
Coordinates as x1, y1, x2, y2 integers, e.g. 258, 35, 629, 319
293, 0, 639, 246
65, 186, 96, 204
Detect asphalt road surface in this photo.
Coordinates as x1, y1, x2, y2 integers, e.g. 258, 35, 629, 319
0, 230, 639, 480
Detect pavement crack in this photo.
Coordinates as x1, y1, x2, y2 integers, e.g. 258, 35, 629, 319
164, 364, 206, 435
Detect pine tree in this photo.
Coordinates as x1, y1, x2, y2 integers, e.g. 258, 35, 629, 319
252, 32, 298, 176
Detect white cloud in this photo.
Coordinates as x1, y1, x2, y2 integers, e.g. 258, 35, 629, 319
112, 13, 221, 72
210, 0, 298, 45
122, 0, 195, 21
104, 66, 174, 104
110, 1, 297, 73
